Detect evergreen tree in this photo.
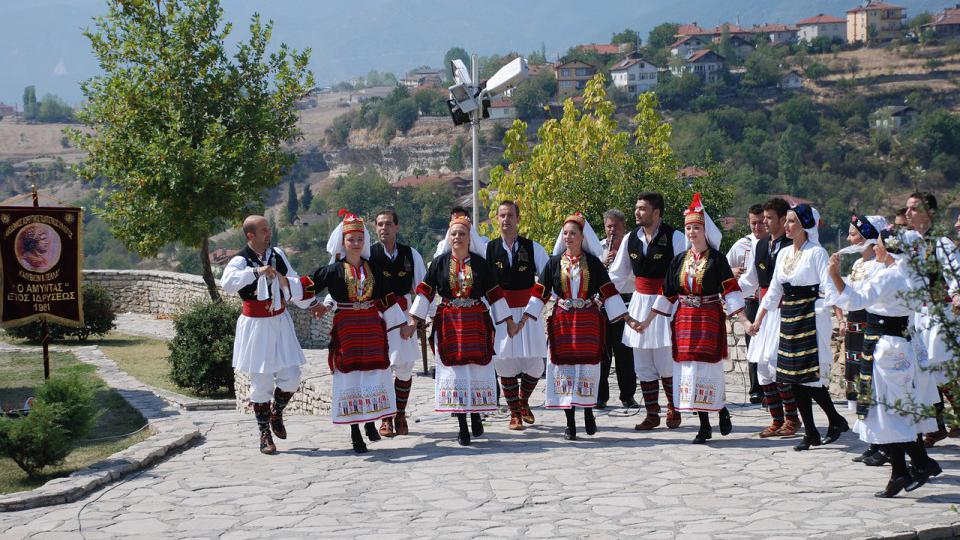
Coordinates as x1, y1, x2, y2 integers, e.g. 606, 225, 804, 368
300, 183, 313, 212
22, 86, 37, 120
286, 180, 299, 224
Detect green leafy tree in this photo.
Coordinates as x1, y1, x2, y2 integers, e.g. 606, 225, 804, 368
68, 0, 313, 301
22, 86, 37, 120
655, 72, 703, 110
611, 28, 640, 48
36, 94, 75, 123
647, 23, 680, 50
804, 62, 829, 81
511, 69, 556, 120
447, 136, 465, 171
528, 42, 547, 65
480, 75, 730, 246
330, 168, 392, 218
743, 48, 782, 87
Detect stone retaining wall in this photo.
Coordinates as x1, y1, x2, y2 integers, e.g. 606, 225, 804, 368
83, 269, 332, 348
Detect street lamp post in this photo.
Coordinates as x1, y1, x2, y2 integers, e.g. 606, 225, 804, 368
471, 53, 480, 218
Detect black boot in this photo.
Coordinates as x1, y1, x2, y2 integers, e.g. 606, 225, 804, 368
351, 424, 367, 454
584, 407, 597, 435
718, 407, 732, 436
270, 388, 294, 440
876, 445, 910, 498
253, 402, 276, 455
853, 444, 879, 463
693, 412, 712, 444
564, 408, 577, 440
823, 419, 850, 445
457, 413, 471, 446
470, 413, 484, 437
863, 447, 890, 466
364, 421, 381, 442
794, 431, 823, 451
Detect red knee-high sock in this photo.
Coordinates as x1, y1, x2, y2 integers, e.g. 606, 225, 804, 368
519, 373, 539, 401
661, 377, 675, 412
762, 383, 783, 422
500, 376, 521, 413
779, 383, 799, 423
394, 378, 412, 413
640, 380, 661, 415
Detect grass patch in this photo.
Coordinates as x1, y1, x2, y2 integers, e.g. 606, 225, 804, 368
96, 333, 232, 399
0, 351, 151, 494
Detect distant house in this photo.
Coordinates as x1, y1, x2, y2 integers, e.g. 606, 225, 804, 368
610, 57, 659, 97
350, 85, 396, 104
293, 213, 325, 227
779, 70, 804, 90
0, 103, 14, 118
670, 35, 710, 58
922, 5, 960, 37
400, 68, 443, 89
394, 174, 471, 192
488, 99, 517, 120
724, 35, 756, 60
796, 13, 847, 43
675, 23, 752, 41
670, 50, 725, 83
874, 105, 917, 132
554, 60, 597, 98
751, 23, 799, 45
847, 1, 906, 43
576, 43, 624, 55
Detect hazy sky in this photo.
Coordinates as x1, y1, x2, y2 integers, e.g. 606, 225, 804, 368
0, 0, 945, 107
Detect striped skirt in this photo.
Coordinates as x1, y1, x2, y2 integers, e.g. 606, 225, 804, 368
672, 302, 726, 363
329, 308, 390, 373
775, 284, 820, 385
548, 304, 604, 365
435, 304, 494, 366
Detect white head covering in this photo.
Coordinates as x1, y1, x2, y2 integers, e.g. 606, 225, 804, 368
683, 193, 722, 250
552, 214, 603, 258
325, 211, 371, 263
437, 217, 487, 258
836, 215, 890, 256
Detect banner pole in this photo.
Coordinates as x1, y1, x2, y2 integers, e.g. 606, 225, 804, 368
31, 184, 50, 380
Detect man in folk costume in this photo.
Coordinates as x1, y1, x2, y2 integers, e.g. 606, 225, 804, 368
726, 204, 765, 404
221, 215, 316, 455
903, 192, 960, 448
486, 201, 551, 430
369, 209, 427, 438
523, 212, 629, 440
609, 192, 687, 431
410, 215, 512, 445
739, 198, 802, 438
641, 194, 745, 443
310, 210, 407, 453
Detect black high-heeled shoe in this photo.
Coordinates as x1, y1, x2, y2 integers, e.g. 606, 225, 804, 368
692, 425, 712, 444
584, 408, 597, 435
823, 421, 849, 444
470, 413, 484, 437
719, 408, 732, 436
564, 409, 577, 440
875, 474, 912, 498
906, 460, 942, 492
364, 422, 381, 442
351, 425, 368, 454
853, 444, 879, 463
794, 433, 822, 451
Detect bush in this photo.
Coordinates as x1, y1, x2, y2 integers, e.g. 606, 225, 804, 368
5, 284, 116, 342
0, 401, 71, 478
35, 373, 98, 439
168, 299, 240, 395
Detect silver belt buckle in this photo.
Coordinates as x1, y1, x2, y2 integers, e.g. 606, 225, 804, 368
681, 296, 701, 308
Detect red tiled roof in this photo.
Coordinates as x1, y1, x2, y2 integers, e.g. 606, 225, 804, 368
927, 7, 960, 27
847, 2, 904, 13
687, 49, 724, 63
669, 35, 706, 48
577, 43, 621, 55
676, 23, 705, 36
688, 24, 751, 36
752, 23, 797, 33
797, 13, 846, 25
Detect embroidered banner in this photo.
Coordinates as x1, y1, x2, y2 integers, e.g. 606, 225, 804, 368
0, 206, 84, 328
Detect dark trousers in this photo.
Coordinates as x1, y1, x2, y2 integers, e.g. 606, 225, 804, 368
744, 298, 760, 394
599, 315, 636, 404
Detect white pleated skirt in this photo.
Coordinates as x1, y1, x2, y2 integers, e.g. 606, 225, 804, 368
331, 368, 396, 425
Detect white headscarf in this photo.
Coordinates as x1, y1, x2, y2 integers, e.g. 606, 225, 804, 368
552, 215, 603, 258
790, 204, 821, 246
683, 193, 721, 250
437, 220, 487, 258
325, 222, 372, 263
836, 215, 889, 256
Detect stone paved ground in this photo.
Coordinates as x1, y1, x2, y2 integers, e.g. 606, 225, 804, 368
1, 316, 958, 539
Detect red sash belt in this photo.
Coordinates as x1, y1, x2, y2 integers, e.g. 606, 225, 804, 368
634, 277, 664, 295
759, 287, 768, 302
242, 300, 286, 318
503, 287, 533, 309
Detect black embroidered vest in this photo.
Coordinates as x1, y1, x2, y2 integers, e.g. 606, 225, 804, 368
236, 245, 287, 301
626, 223, 677, 279
755, 235, 790, 289
486, 236, 536, 291
369, 242, 415, 297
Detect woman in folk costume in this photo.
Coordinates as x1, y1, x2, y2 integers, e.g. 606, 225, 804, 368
522, 213, 628, 440
829, 235, 942, 497
833, 215, 888, 464
747, 204, 848, 451
641, 194, 745, 444
409, 215, 511, 446
311, 210, 407, 454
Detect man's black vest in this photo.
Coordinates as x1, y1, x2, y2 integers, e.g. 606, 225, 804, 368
235, 245, 287, 301
626, 223, 677, 279
369, 242, 415, 296
755, 235, 790, 289
486, 236, 536, 290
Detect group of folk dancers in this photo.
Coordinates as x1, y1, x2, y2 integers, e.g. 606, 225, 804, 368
221, 190, 956, 499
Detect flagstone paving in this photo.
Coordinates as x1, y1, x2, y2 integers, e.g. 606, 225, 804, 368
1, 316, 958, 539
